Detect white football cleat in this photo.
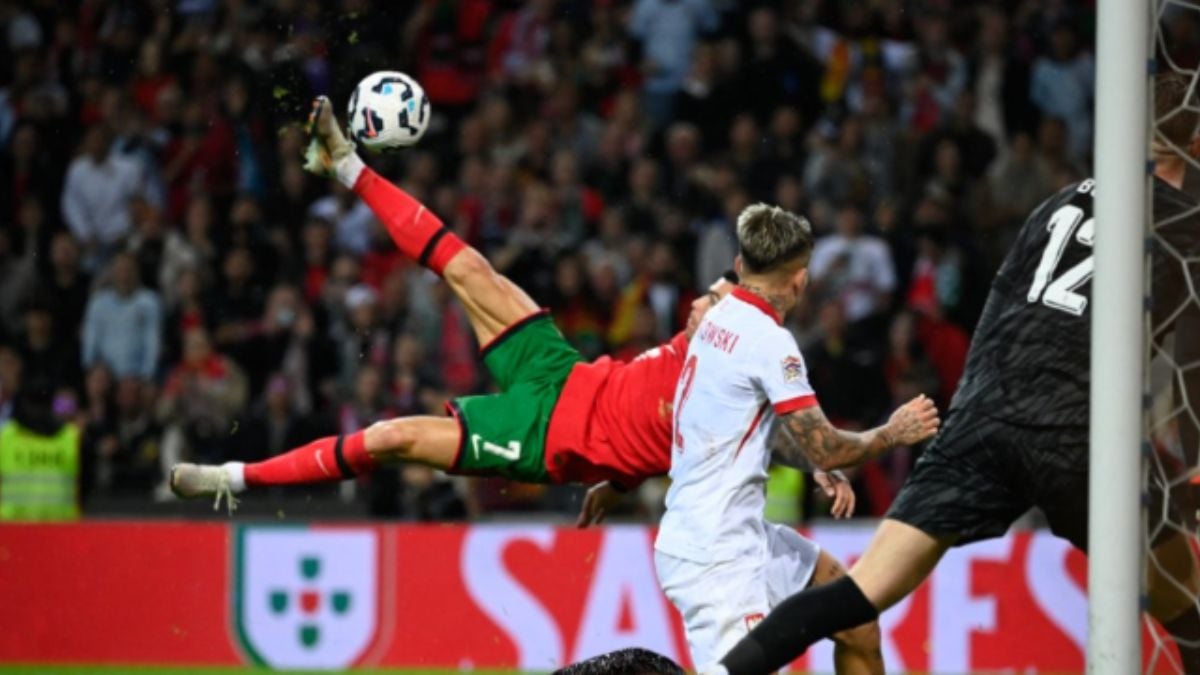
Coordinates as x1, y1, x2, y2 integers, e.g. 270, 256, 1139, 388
170, 463, 241, 515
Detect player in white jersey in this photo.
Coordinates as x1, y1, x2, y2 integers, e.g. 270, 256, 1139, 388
655, 204, 940, 674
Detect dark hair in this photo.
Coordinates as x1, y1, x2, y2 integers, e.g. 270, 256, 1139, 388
553, 648, 685, 675
736, 203, 814, 274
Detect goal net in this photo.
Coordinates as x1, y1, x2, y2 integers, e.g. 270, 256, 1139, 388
1143, 2, 1200, 672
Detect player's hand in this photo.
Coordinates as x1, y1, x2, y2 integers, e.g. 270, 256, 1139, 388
814, 470, 855, 519
576, 481, 623, 528
886, 394, 941, 446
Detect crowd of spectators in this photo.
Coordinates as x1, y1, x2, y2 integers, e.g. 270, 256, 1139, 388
0, 0, 1174, 520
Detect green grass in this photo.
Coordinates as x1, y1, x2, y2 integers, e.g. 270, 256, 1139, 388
0, 662, 520, 667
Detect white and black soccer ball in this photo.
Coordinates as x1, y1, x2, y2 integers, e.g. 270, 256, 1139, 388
346, 71, 430, 153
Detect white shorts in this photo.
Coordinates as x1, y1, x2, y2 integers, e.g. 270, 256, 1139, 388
654, 523, 821, 672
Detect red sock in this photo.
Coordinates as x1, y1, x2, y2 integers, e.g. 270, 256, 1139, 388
354, 167, 466, 275
243, 431, 378, 487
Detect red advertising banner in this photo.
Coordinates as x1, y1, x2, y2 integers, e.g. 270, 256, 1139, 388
0, 522, 1182, 672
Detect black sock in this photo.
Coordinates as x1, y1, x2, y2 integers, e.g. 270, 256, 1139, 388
1164, 605, 1200, 673
720, 576, 878, 675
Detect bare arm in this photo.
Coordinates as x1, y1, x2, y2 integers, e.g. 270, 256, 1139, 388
575, 481, 624, 528
773, 395, 940, 472
775, 406, 896, 471
768, 418, 815, 471
768, 428, 857, 517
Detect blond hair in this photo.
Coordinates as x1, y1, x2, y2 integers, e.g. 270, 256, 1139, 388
736, 203, 814, 274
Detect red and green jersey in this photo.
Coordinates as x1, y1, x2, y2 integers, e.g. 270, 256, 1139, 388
544, 331, 690, 488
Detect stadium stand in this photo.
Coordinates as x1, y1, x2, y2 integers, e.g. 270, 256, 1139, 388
0, 0, 1114, 521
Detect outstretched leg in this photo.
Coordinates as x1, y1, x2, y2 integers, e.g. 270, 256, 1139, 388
808, 551, 884, 675
849, 519, 950, 610
306, 96, 538, 347
171, 98, 546, 506
171, 416, 462, 502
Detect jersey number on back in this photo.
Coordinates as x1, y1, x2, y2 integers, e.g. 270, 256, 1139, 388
1027, 204, 1095, 316
673, 355, 698, 451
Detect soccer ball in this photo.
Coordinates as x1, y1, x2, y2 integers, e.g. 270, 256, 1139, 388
346, 71, 430, 153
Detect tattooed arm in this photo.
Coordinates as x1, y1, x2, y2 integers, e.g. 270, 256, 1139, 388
772, 395, 940, 471
768, 419, 816, 472
769, 429, 858, 519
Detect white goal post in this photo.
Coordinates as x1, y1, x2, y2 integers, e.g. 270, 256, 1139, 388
1088, 0, 1151, 672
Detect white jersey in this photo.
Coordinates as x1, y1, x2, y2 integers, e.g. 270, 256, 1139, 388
655, 287, 818, 564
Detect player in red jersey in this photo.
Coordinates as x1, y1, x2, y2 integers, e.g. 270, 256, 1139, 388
169, 96, 741, 507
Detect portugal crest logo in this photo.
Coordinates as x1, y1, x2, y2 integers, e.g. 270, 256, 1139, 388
234, 526, 386, 669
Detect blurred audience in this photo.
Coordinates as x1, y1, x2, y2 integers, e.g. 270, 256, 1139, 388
61, 125, 149, 271
0, 0, 1114, 520
81, 252, 161, 381
809, 204, 896, 329
158, 326, 247, 473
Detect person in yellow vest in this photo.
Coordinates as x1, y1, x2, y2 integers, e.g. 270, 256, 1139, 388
764, 464, 805, 525
0, 380, 81, 521
765, 466, 855, 525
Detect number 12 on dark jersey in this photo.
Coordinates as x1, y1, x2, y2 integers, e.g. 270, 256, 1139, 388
1028, 204, 1096, 316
